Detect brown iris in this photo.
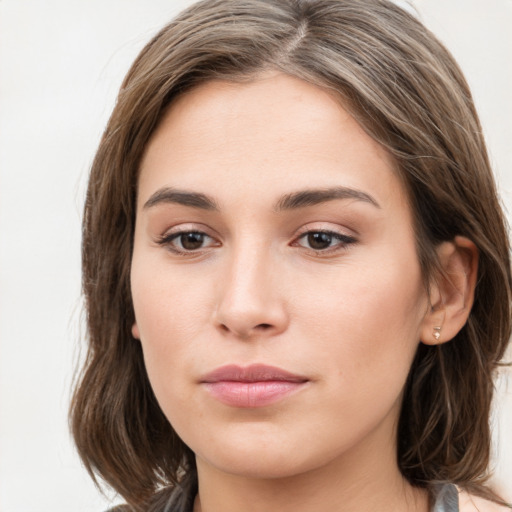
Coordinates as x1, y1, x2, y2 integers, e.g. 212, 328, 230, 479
180, 232, 205, 250
307, 232, 333, 250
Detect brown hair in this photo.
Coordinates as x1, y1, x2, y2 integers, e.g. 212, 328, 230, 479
71, 0, 512, 509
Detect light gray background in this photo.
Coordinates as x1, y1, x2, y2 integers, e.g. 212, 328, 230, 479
0, 1, 511, 510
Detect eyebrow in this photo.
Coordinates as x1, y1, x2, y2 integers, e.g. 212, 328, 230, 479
275, 186, 380, 211
143, 185, 380, 212
143, 187, 219, 210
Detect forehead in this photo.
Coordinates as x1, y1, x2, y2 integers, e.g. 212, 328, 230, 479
138, 72, 407, 214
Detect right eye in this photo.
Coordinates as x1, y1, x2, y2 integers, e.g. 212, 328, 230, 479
158, 231, 217, 254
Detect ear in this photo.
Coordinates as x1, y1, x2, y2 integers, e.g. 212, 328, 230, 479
420, 236, 479, 345
132, 322, 141, 340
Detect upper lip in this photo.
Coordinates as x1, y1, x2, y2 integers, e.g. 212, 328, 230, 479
201, 364, 308, 383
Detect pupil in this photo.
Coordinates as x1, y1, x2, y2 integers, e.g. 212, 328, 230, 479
181, 232, 204, 250
308, 232, 332, 250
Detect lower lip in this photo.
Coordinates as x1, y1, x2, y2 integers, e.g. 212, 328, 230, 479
203, 381, 307, 408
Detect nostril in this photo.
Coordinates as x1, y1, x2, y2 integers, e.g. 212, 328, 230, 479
256, 323, 272, 330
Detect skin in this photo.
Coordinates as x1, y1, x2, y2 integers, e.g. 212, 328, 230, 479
131, 73, 478, 512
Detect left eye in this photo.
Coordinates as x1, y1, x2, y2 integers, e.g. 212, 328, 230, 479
159, 231, 214, 252
296, 231, 355, 251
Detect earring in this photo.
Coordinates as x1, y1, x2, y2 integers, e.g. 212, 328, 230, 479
433, 326, 441, 341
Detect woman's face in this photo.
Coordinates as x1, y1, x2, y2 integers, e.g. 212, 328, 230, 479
131, 73, 431, 480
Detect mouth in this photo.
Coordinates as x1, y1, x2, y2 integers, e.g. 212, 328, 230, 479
200, 364, 309, 408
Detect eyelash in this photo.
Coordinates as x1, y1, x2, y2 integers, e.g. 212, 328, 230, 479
293, 230, 357, 254
156, 229, 357, 256
157, 231, 217, 255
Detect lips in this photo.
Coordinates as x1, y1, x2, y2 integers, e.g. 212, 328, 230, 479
200, 364, 309, 408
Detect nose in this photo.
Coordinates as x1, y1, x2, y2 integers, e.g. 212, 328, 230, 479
213, 244, 289, 340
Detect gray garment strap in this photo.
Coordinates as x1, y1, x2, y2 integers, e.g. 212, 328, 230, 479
432, 483, 459, 512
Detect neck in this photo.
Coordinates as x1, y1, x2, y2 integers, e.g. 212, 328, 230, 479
192, 417, 430, 512
194, 471, 428, 512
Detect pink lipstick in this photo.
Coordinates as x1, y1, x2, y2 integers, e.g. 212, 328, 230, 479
201, 364, 308, 408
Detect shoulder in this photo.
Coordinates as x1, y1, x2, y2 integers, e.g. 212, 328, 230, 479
458, 490, 511, 512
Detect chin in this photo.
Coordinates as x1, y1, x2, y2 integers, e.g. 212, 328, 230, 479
189, 425, 343, 481
198, 448, 314, 480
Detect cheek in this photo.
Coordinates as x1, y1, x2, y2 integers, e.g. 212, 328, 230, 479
130, 256, 209, 403
283, 264, 427, 451
295, 255, 427, 380
132, 244, 214, 340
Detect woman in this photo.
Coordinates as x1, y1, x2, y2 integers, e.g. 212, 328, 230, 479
70, 0, 512, 511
